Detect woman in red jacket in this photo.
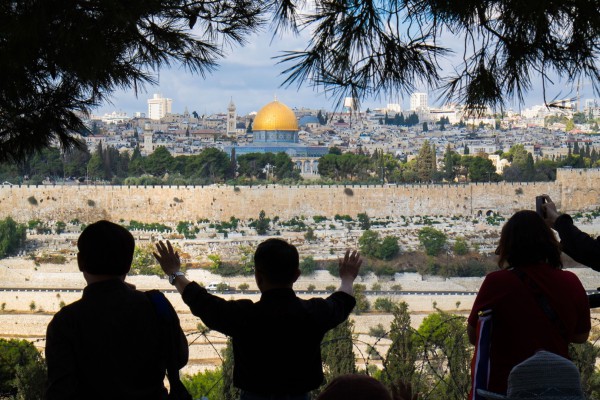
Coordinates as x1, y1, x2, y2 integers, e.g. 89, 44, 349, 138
467, 210, 590, 395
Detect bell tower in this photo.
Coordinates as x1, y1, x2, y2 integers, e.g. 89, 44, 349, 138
227, 99, 236, 135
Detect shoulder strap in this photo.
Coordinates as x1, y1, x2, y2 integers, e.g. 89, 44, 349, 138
146, 290, 192, 400
510, 268, 569, 341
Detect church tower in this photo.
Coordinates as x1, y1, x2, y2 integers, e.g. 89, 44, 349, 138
227, 99, 237, 135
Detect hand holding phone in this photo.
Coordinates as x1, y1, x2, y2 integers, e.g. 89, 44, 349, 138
536, 196, 546, 218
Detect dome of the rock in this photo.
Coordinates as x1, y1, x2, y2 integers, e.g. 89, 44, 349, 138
253, 100, 299, 132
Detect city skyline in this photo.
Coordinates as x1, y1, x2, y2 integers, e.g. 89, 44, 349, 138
95, 30, 598, 118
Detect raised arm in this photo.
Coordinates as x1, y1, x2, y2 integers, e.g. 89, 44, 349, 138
337, 249, 362, 296
542, 194, 600, 271
154, 240, 191, 294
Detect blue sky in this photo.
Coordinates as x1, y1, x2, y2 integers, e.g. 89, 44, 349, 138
95, 29, 597, 117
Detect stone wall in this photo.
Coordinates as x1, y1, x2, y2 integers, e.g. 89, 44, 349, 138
1, 168, 599, 223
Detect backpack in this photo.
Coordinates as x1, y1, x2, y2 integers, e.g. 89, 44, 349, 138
146, 290, 192, 400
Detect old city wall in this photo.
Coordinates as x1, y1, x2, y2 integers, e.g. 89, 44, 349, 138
1, 168, 599, 223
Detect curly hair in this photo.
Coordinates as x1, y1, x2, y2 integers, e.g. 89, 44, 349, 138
496, 210, 562, 269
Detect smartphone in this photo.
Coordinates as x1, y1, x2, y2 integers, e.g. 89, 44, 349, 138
535, 196, 546, 217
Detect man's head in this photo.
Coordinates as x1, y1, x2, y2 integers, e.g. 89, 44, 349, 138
253, 238, 300, 287
77, 220, 135, 276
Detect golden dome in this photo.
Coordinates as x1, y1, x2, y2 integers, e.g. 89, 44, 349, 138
253, 100, 298, 131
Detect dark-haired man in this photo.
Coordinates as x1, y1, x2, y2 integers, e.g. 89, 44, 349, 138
46, 220, 187, 400
154, 238, 362, 400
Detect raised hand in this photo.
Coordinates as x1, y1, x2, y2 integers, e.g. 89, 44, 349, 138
541, 194, 560, 227
338, 249, 362, 282
153, 240, 181, 275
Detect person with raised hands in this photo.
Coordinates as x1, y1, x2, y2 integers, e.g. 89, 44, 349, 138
154, 238, 362, 400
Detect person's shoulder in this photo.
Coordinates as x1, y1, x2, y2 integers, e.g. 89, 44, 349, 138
49, 298, 83, 325
483, 269, 511, 280
555, 268, 584, 283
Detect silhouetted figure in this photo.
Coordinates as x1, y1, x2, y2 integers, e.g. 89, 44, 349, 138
478, 350, 585, 400
467, 210, 590, 395
541, 194, 600, 271
46, 221, 187, 400
316, 375, 392, 400
154, 238, 362, 400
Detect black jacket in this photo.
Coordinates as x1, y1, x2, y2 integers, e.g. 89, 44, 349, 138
182, 283, 356, 395
554, 213, 600, 271
46, 279, 186, 400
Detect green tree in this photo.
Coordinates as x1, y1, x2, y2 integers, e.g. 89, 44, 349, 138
416, 311, 471, 399
87, 144, 105, 181
145, 146, 174, 177
374, 297, 395, 312
418, 227, 447, 256
0, 217, 26, 259
182, 369, 223, 400
0, 339, 44, 397
299, 256, 317, 276
358, 230, 380, 258
14, 357, 47, 400
415, 140, 435, 182
129, 244, 163, 276
357, 212, 371, 230
352, 284, 370, 314
381, 302, 417, 394
442, 145, 460, 182
254, 210, 270, 235
221, 338, 239, 400
184, 147, 231, 183
377, 236, 400, 260
320, 319, 356, 383
304, 227, 316, 242
453, 237, 469, 256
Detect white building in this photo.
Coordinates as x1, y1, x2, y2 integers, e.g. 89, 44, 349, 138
410, 92, 428, 111
386, 103, 402, 113
147, 94, 173, 120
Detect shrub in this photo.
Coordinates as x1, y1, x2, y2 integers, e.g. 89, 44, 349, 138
313, 215, 327, 223
325, 285, 337, 293
238, 283, 249, 291
369, 323, 387, 338
299, 256, 317, 276
367, 344, 382, 360
377, 236, 400, 260
371, 283, 382, 291
352, 284, 370, 314
453, 237, 469, 255
29, 301, 36, 311
391, 284, 402, 291
374, 297, 395, 312
307, 284, 316, 292
418, 227, 447, 256
0, 217, 27, 259
304, 227, 316, 242
27, 196, 38, 205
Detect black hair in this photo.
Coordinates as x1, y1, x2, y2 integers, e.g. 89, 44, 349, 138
496, 210, 562, 269
77, 220, 135, 275
253, 238, 299, 284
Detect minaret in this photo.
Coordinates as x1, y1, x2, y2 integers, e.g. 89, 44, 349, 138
227, 98, 236, 135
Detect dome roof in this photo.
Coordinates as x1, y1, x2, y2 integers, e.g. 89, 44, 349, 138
253, 100, 298, 131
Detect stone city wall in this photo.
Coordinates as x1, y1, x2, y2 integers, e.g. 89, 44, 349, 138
0, 168, 598, 223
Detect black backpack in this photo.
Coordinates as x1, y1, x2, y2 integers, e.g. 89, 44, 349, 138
146, 290, 192, 400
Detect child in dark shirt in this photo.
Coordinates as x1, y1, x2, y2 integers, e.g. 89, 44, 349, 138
155, 238, 362, 400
